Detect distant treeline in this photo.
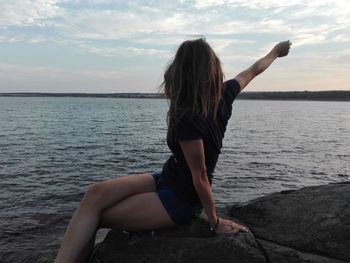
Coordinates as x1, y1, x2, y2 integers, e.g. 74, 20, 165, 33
238, 90, 350, 101
0, 91, 349, 101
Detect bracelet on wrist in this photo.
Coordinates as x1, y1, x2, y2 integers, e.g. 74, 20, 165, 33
209, 217, 220, 232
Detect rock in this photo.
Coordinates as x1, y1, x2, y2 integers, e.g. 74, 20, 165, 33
231, 182, 350, 262
90, 183, 350, 263
89, 209, 266, 263
89, 230, 265, 263
257, 239, 347, 263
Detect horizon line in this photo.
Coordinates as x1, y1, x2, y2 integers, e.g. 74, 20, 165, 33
1, 90, 350, 95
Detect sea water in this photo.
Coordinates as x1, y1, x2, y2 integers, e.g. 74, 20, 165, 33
0, 97, 349, 262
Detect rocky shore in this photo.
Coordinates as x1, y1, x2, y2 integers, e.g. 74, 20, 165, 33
89, 182, 350, 263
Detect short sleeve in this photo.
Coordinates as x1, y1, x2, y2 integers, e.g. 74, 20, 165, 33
175, 118, 202, 141
219, 79, 241, 122
223, 79, 241, 105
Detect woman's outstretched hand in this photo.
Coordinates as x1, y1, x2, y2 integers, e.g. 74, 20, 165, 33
273, 40, 292, 57
214, 218, 249, 235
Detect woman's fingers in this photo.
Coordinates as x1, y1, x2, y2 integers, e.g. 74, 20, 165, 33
221, 226, 242, 235
232, 222, 249, 232
230, 225, 248, 234
228, 228, 240, 235
215, 218, 249, 235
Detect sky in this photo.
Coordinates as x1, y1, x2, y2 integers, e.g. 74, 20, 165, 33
0, 0, 349, 93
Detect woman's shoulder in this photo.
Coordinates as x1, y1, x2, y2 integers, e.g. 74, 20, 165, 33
223, 79, 241, 103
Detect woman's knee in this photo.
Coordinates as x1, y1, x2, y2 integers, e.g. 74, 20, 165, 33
82, 182, 105, 207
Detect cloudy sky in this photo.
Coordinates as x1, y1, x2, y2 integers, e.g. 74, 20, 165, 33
0, 0, 349, 93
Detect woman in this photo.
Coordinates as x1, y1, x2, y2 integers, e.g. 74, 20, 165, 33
55, 38, 291, 263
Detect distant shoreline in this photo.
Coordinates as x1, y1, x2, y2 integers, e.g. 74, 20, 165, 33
0, 91, 349, 101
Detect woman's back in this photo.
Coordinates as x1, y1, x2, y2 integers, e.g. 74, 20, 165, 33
161, 79, 241, 207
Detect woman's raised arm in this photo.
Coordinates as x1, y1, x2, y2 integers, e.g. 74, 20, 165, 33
234, 40, 292, 91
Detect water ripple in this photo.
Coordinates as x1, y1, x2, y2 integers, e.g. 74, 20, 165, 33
0, 98, 349, 262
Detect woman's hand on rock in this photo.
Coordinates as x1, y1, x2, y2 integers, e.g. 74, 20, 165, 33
215, 218, 249, 235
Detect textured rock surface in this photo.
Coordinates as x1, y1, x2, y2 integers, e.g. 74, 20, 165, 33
90, 183, 350, 263
231, 182, 350, 262
89, 209, 266, 263
257, 239, 347, 263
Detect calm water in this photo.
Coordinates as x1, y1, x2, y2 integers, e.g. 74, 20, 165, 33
0, 97, 349, 262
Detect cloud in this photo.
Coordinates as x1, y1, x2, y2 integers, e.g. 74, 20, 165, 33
29, 36, 48, 44
0, 64, 127, 79
0, 0, 62, 28
291, 33, 327, 48
0, 35, 23, 43
57, 9, 193, 40
0, 63, 138, 93
330, 34, 350, 43
209, 38, 256, 53
1, 0, 349, 53
79, 43, 171, 58
0, 63, 127, 80
0, 0, 349, 91
321, 49, 350, 66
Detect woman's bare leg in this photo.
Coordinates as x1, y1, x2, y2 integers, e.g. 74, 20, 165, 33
99, 192, 175, 231
75, 230, 96, 263
55, 174, 157, 263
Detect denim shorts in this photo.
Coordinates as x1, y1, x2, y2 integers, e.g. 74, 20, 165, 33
151, 171, 203, 225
